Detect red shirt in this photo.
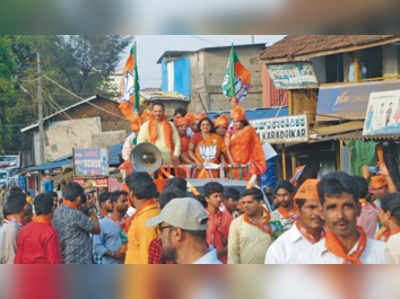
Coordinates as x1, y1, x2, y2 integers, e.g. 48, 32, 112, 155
14, 221, 62, 264
206, 208, 232, 264
148, 237, 175, 264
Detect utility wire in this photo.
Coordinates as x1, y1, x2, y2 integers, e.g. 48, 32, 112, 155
43, 75, 128, 121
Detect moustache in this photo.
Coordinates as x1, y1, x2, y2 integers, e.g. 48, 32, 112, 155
333, 218, 350, 226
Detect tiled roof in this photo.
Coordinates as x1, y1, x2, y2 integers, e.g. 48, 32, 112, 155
260, 35, 400, 63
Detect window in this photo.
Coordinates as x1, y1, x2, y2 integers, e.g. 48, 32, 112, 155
325, 54, 344, 83
358, 47, 383, 79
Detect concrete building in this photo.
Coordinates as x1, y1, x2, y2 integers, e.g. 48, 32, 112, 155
157, 43, 267, 113
20, 95, 131, 166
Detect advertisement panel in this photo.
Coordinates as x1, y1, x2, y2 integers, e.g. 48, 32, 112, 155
317, 80, 400, 121
74, 148, 109, 177
363, 90, 400, 136
250, 115, 308, 144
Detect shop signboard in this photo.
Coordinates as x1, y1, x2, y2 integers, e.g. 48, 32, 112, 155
363, 89, 400, 136
317, 80, 400, 121
267, 62, 319, 89
96, 177, 109, 188
250, 115, 308, 144
73, 148, 109, 177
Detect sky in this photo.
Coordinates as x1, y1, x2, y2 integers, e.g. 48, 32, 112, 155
118, 35, 286, 89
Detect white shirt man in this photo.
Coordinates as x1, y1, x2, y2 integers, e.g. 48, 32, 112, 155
266, 179, 324, 264
298, 237, 385, 264
294, 172, 386, 264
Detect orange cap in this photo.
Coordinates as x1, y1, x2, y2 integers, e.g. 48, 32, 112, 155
195, 113, 207, 121
174, 117, 189, 127
214, 114, 229, 128
230, 105, 246, 121
294, 179, 320, 202
371, 175, 388, 188
185, 112, 195, 124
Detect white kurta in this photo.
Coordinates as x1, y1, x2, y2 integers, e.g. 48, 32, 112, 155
294, 237, 386, 264
265, 224, 316, 264
385, 232, 400, 264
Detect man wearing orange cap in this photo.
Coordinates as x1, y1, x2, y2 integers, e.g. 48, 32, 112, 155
214, 114, 229, 139
296, 172, 385, 264
174, 117, 194, 167
371, 175, 389, 199
226, 105, 266, 180
265, 179, 324, 264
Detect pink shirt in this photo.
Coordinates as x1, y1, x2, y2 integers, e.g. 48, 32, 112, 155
357, 202, 378, 239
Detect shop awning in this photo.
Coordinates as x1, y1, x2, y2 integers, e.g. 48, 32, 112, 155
310, 121, 365, 137
28, 158, 73, 171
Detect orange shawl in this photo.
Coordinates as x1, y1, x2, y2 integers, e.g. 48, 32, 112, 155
243, 206, 272, 235
62, 199, 80, 211
33, 216, 52, 225
229, 125, 266, 175
325, 226, 367, 264
149, 117, 174, 157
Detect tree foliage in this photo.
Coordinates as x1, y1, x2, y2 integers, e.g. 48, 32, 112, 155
0, 35, 133, 154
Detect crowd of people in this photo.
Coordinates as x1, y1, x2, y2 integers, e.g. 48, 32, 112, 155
1, 103, 400, 264
0, 165, 399, 264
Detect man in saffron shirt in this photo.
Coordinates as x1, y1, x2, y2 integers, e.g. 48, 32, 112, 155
15, 193, 62, 264
204, 182, 232, 263
296, 172, 385, 264
124, 173, 160, 264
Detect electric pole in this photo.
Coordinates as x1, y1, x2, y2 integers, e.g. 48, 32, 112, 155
37, 52, 45, 165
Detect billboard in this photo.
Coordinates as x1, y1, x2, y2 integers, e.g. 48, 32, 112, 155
250, 115, 308, 144
73, 148, 109, 177
267, 62, 319, 89
317, 80, 400, 121
363, 90, 400, 136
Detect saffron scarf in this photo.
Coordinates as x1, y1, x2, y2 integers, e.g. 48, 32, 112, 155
6, 215, 23, 224
243, 206, 272, 235
120, 199, 156, 253
148, 117, 174, 157
278, 206, 297, 221
377, 227, 391, 242
33, 216, 52, 225
122, 199, 156, 233
325, 226, 367, 264
62, 200, 80, 211
295, 221, 323, 244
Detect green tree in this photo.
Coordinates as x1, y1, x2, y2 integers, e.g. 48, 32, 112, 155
0, 35, 133, 154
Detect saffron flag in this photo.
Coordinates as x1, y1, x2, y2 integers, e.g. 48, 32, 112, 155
222, 44, 251, 105
119, 42, 141, 132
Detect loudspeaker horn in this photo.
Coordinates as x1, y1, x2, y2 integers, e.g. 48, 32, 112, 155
130, 142, 162, 173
